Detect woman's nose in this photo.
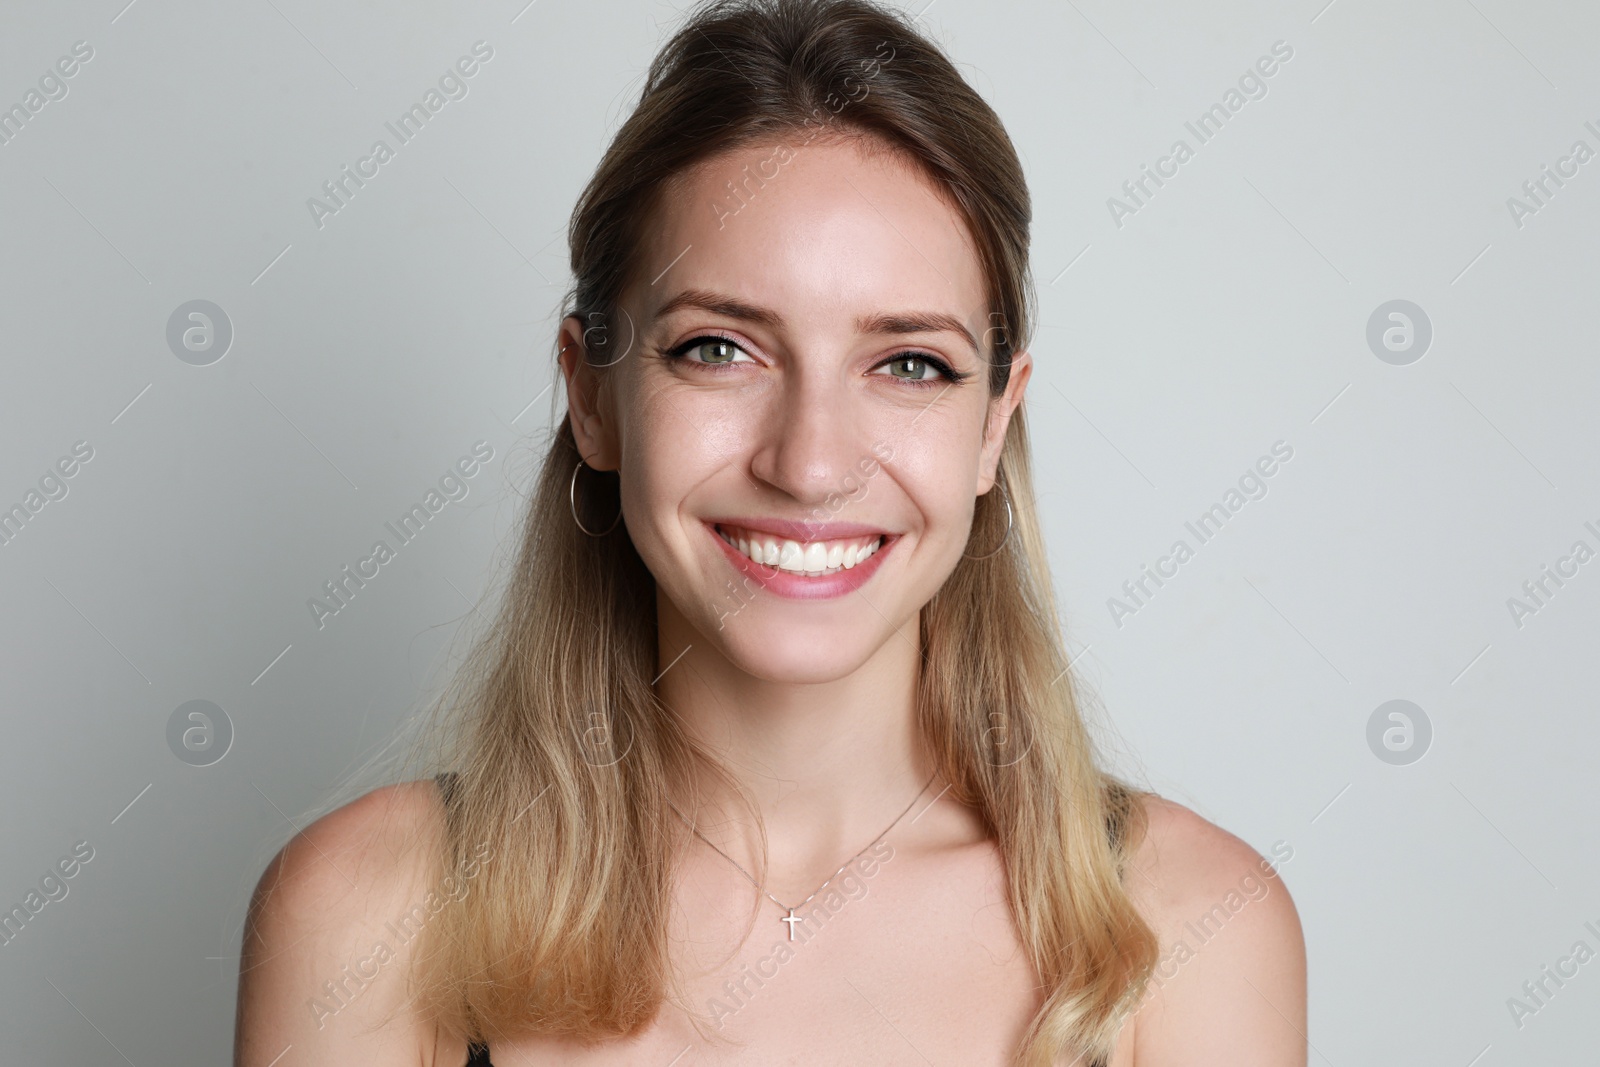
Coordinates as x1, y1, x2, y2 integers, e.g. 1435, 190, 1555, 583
746, 368, 864, 507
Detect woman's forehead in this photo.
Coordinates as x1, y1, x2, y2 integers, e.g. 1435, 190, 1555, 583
632, 138, 987, 336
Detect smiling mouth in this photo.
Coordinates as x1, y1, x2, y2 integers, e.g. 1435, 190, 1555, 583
714, 523, 885, 577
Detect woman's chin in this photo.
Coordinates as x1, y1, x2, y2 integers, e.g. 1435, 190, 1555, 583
708, 617, 889, 685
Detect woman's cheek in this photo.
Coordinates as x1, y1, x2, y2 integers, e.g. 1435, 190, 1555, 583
899, 437, 984, 557
632, 375, 762, 462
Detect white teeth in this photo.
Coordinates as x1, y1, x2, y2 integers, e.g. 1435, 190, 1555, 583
718, 526, 883, 576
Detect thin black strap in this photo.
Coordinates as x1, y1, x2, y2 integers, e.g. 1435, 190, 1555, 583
433, 773, 488, 1067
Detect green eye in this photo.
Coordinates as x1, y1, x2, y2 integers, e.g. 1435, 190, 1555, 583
668, 336, 749, 364
887, 356, 934, 379
697, 340, 740, 364
873, 353, 963, 387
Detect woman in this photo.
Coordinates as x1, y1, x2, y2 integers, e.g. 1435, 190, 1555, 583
234, 1, 1306, 1064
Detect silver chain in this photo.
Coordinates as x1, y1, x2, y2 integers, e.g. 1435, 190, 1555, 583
666, 772, 938, 913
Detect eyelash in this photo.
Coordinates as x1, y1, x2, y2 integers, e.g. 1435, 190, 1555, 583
662, 332, 970, 387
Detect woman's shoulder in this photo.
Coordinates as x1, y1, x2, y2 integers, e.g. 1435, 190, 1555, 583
1122, 793, 1292, 911
235, 778, 452, 1065
250, 778, 450, 911
1118, 793, 1307, 1064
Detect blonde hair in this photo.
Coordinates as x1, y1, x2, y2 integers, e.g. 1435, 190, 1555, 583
398, 2, 1159, 1062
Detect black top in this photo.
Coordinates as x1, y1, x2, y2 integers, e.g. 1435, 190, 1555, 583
433, 769, 462, 806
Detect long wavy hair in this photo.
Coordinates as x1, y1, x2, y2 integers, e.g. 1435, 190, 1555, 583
401, 1, 1159, 1063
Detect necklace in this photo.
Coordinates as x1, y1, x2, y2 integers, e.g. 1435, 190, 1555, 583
666, 772, 937, 941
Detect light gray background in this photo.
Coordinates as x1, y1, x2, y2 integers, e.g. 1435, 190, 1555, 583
1, 0, 1596, 1063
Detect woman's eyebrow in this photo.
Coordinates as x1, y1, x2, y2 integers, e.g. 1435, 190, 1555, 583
653, 287, 980, 354
654, 288, 782, 331
859, 310, 980, 355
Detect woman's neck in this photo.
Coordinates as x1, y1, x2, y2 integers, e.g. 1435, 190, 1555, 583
653, 596, 939, 880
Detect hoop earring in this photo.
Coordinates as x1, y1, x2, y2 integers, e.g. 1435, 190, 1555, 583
963, 477, 1013, 560
569, 460, 622, 537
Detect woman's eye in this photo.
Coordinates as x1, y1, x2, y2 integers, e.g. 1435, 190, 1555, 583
671, 336, 752, 365
877, 355, 947, 381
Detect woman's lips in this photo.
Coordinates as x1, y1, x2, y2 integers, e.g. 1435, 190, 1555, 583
705, 521, 895, 600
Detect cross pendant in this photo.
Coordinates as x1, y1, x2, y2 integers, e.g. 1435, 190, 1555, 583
780, 908, 802, 941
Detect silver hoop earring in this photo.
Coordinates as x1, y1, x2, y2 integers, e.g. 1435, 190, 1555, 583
569, 460, 622, 537
963, 478, 1013, 560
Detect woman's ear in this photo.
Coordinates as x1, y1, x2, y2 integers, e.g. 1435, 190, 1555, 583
558, 315, 621, 471
976, 349, 1032, 494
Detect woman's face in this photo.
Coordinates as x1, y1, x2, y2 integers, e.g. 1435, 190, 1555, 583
561, 135, 1030, 684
